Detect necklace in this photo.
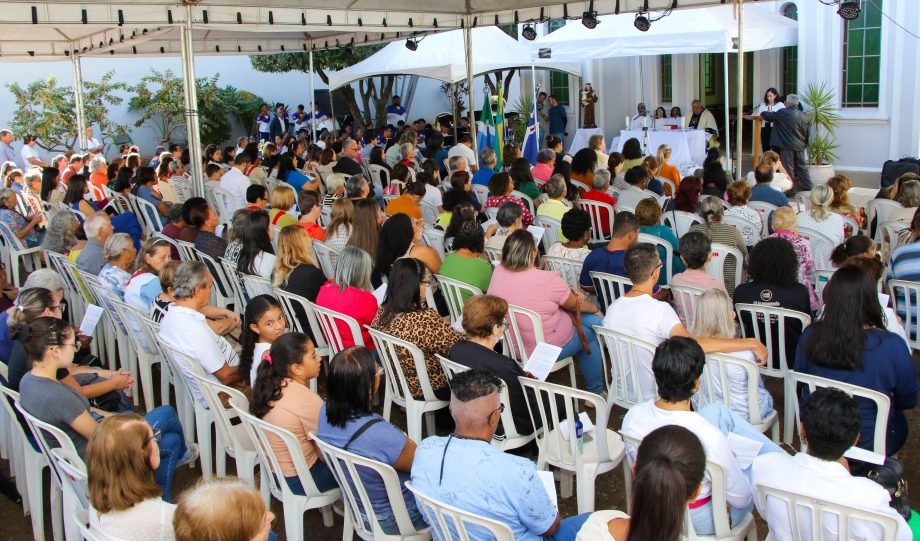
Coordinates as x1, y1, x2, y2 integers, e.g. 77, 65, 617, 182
439, 433, 490, 485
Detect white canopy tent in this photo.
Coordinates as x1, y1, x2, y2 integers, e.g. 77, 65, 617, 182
327, 26, 581, 89
532, 2, 798, 170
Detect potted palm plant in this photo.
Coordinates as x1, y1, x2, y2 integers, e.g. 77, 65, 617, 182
801, 82, 841, 184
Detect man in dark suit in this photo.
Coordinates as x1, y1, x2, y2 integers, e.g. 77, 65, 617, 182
760, 94, 811, 192
332, 138, 363, 176
268, 103, 289, 142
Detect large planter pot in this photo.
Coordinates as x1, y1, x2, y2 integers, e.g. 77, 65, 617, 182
808, 164, 836, 185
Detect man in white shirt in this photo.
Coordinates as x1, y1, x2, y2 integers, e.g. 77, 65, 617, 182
20, 134, 47, 169
629, 102, 651, 130
447, 134, 478, 172
686, 99, 719, 137
158, 261, 240, 405
752, 388, 911, 541
235, 136, 249, 157
84, 126, 104, 156
601, 243, 768, 401
219, 153, 253, 212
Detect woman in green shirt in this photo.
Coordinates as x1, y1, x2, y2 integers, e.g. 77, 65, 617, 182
439, 222, 493, 303
508, 158, 541, 210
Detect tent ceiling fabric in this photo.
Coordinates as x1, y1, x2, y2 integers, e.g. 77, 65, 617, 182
0, 0, 765, 61
327, 27, 581, 90
531, 2, 797, 61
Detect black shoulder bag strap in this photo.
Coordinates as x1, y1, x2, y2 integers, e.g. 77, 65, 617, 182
343, 418, 384, 451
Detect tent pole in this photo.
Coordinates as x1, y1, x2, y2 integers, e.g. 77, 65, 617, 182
723, 51, 731, 173
181, 5, 204, 197
329, 92, 336, 132
70, 54, 88, 153
464, 17, 477, 156
735, 0, 745, 180
451, 83, 458, 143
309, 49, 318, 143
531, 60, 539, 150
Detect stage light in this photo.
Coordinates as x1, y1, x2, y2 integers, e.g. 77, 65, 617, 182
837, 1, 861, 20
634, 14, 651, 32
522, 23, 537, 41
581, 10, 598, 29
405, 37, 419, 51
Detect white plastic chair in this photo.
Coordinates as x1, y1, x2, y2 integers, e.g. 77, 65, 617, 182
735, 303, 812, 445
241, 274, 276, 300
312, 239, 341, 277
502, 304, 577, 388
159, 341, 213, 477
313, 435, 432, 541
107, 298, 167, 412
46, 251, 86, 325
571, 179, 590, 194
175, 239, 199, 262
434, 274, 483, 323
841, 214, 861, 237
794, 191, 812, 213
518, 377, 626, 513
50, 447, 89, 541
867, 198, 903, 238
130, 194, 167, 234
406, 482, 515, 541
755, 482, 900, 541
421, 227, 446, 259
421, 201, 440, 227
219, 257, 249, 308
535, 215, 561, 252
0, 221, 44, 287
189, 373, 268, 501
662, 210, 703, 238
309, 301, 365, 356
790, 371, 891, 456
74, 508, 121, 541
878, 221, 909, 264
698, 353, 780, 441
721, 213, 761, 246
437, 355, 535, 452
471, 184, 489, 207
483, 206, 499, 221
228, 398, 341, 540
543, 255, 584, 291
367, 164, 389, 195
797, 226, 836, 271
747, 201, 779, 236
705, 242, 744, 293
196, 250, 236, 309
888, 279, 920, 351
510, 190, 535, 214
593, 326, 659, 412
482, 246, 502, 262
0, 385, 55, 541
208, 185, 237, 224
670, 284, 706, 329
578, 199, 615, 244
366, 327, 449, 442
589, 271, 633, 312
637, 232, 674, 284
275, 288, 331, 367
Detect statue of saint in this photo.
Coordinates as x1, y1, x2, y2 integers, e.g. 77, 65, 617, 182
581, 83, 598, 129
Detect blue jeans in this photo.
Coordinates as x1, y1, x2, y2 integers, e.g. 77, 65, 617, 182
558, 314, 605, 393
545, 513, 592, 541
376, 504, 429, 535
689, 403, 783, 535
284, 460, 339, 494
144, 406, 187, 502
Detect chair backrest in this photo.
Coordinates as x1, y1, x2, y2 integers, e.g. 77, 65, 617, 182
813, 269, 834, 304
735, 303, 812, 379
175, 240, 199, 262
795, 191, 812, 212
274, 289, 330, 357
422, 227, 446, 259
510, 190, 535, 214
888, 279, 920, 350
219, 257, 249, 308
435, 274, 483, 323
311, 239, 340, 277
51, 447, 90, 511
0, 220, 27, 251
867, 198, 902, 232
421, 201, 440, 226
543, 255, 583, 290
637, 232, 674, 284
74, 509, 125, 541
797, 226, 836, 270
589, 271, 633, 312
661, 210, 703, 237
189, 372, 252, 460
366, 164, 388, 193
755, 482, 901, 541
241, 274, 276, 300
518, 377, 612, 467
790, 371, 891, 456
570, 179, 590, 194
471, 184, 489, 206
195, 250, 235, 308
747, 201, 779, 236
593, 326, 659, 409
309, 300, 365, 355
47, 251, 87, 322
658, 177, 677, 197
721, 213, 761, 245
406, 482, 515, 541
704, 242, 744, 293
535, 215, 561, 252
577, 199, 615, 244
670, 284, 706, 329
313, 435, 428, 539
209, 186, 237, 223
501, 303, 547, 361
15, 400, 84, 488
698, 353, 769, 425
841, 214, 861, 237
483, 246, 502, 262
483, 207, 499, 221
160, 340, 211, 408
228, 397, 329, 502
366, 327, 441, 404
878, 221, 909, 263
131, 195, 167, 234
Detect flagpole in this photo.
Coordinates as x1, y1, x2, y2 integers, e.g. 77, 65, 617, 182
531, 60, 539, 151
497, 84, 505, 170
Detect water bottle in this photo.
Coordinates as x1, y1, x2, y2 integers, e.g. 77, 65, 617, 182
574, 416, 584, 455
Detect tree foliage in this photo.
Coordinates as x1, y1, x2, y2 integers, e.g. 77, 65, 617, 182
6, 71, 128, 153
127, 69, 266, 145
249, 45, 395, 128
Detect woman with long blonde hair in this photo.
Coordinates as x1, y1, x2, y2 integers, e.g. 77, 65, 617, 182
273, 224, 325, 333
323, 197, 354, 256
656, 144, 681, 192
826, 174, 864, 231
87, 413, 176, 540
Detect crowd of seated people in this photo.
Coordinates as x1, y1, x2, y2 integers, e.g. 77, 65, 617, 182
0, 118, 917, 541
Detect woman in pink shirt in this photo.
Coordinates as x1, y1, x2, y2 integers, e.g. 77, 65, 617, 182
315, 246, 378, 350
487, 230, 606, 393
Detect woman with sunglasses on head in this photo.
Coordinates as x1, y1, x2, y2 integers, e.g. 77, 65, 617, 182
17, 317, 195, 500
316, 346, 428, 534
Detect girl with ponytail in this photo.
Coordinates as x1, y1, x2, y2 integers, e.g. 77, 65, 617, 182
238, 294, 287, 386
249, 332, 337, 494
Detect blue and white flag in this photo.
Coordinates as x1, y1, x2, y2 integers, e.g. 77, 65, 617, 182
522, 110, 538, 166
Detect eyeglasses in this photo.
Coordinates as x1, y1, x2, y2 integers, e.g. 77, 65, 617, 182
58, 341, 79, 350
50, 300, 68, 312
487, 403, 506, 422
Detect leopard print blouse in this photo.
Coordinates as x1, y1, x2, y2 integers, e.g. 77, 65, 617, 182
371, 308, 466, 399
